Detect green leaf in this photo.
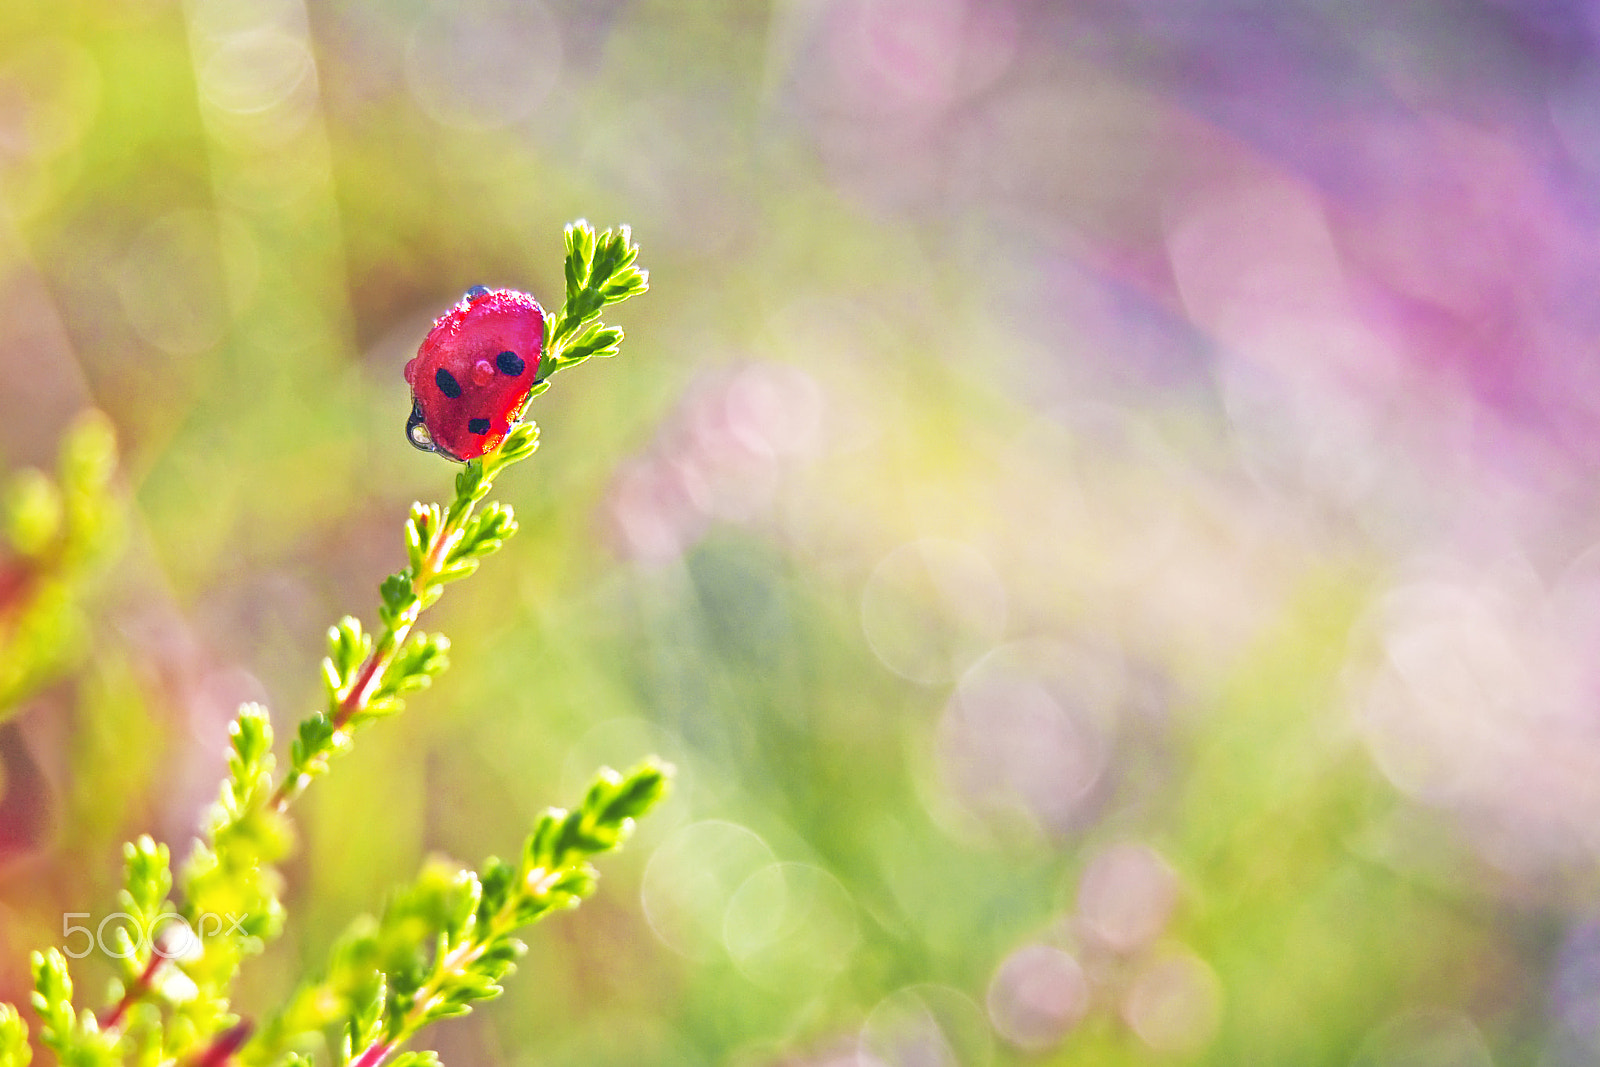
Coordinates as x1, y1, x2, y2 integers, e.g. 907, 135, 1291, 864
379, 572, 415, 629
292, 711, 337, 771
564, 219, 596, 301
374, 632, 450, 702
486, 422, 540, 472
0, 1003, 31, 1067
602, 269, 648, 303
600, 761, 672, 824
232, 704, 274, 770
30, 950, 75, 1054
388, 1053, 442, 1067
558, 324, 624, 367
453, 462, 486, 508
475, 859, 515, 926
122, 835, 173, 920
3, 469, 62, 557
404, 503, 439, 573
448, 504, 517, 566
325, 617, 371, 697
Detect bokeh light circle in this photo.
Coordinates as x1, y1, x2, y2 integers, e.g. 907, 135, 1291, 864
724, 363, 825, 459
937, 638, 1120, 835
861, 539, 1006, 685
0, 36, 101, 163
405, 0, 561, 130
723, 861, 858, 991
116, 211, 238, 357
641, 820, 775, 960
860, 984, 992, 1067
1075, 842, 1179, 953
198, 29, 314, 117
1352, 1007, 1493, 1067
985, 943, 1090, 1051
1121, 951, 1223, 1054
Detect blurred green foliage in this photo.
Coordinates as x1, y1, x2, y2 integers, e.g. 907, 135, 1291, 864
0, 411, 119, 718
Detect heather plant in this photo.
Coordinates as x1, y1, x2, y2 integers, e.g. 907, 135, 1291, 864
0, 222, 665, 1067
0, 410, 120, 720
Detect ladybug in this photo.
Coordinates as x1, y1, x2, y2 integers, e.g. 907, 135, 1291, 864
404, 285, 545, 461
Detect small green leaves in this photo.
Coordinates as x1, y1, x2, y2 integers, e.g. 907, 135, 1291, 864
231, 704, 274, 777
0, 409, 124, 719
387, 1052, 442, 1067
4, 469, 62, 557
0, 1002, 30, 1067
377, 574, 413, 630
544, 322, 625, 378
257, 761, 672, 1066
179, 706, 291, 1032
114, 836, 176, 971
595, 760, 672, 824
452, 462, 488, 511
373, 632, 450, 712
325, 617, 372, 701
543, 221, 648, 387
426, 503, 518, 588
31, 950, 77, 1054
559, 220, 647, 329
121, 835, 173, 923
563, 220, 596, 300
481, 421, 540, 478
216, 704, 276, 828
453, 502, 516, 562
498, 421, 540, 462
291, 711, 338, 776
31, 950, 119, 1064
403, 504, 440, 574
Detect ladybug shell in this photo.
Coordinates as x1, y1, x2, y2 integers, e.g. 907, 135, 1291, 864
404, 287, 544, 462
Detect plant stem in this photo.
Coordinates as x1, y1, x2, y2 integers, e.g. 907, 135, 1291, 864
347, 898, 520, 1067
185, 1020, 252, 1066
268, 486, 478, 814
101, 948, 166, 1032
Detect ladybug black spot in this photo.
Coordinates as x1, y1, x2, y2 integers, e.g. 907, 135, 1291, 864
467, 417, 491, 435
435, 368, 463, 398
496, 350, 524, 376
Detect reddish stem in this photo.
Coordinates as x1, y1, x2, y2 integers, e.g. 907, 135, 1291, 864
349, 1038, 393, 1067
0, 558, 39, 644
186, 1020, 253, 1066
102, 946, 168, 1032
333, 649, 387, 730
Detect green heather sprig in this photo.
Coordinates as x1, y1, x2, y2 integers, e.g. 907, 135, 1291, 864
3, 222, 656, 1067
0, 1005, 28, 1067
280, 219, 647, 810
522, 221, 648, 404
0, 410, 119, 719
245, 762, 668, 1067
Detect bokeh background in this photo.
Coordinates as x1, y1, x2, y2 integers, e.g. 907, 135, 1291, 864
4, 0, 1600, 1063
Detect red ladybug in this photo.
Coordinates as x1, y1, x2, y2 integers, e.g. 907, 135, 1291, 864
404, 285, 545, 461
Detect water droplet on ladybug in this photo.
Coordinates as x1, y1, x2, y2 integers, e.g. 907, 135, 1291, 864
406, 401, 437, 452
472, 359, 495, 386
